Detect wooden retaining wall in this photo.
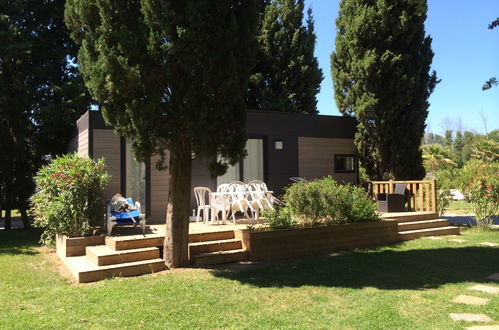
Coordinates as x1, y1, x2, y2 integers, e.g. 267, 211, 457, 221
56, 234, 105, 259
235, 220, 399, 262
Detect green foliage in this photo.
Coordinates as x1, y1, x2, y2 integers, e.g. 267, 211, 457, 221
422, 129, 498, 170
432, 169, 456, 215
456, 160, 499, 229
261, 206, 295, 230
65, 0, 257, 171
32, 154, 110, 246
281, 177, 380, 227
471, 138, 499, 162
0, 0, 90, 230
331, 0, 438, 180
247, 0, 323, 114
421, 144, 457, 173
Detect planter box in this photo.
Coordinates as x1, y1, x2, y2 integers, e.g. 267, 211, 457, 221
235, 219, 399, 262
56, 234, 105, 259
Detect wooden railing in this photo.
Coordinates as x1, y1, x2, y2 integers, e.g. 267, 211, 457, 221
371, 179, 437, 213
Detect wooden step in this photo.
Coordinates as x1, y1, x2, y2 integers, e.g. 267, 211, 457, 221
64, 256, 166, 283
188, 230, 234, 243
189, 239, 242, 255
398, 219, 449, 232
190, 249, 248, 266
382, 211, 439, 223
86, 245, 160, 266
105, 235, 164, 251
399, 226, 460, 241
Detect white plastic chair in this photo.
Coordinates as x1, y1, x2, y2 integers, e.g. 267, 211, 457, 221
248, 180, 275, 220
193, 187, 213, 226
228, 181, 253, 222
211, 184, 231, 223
249, 179, 280, 208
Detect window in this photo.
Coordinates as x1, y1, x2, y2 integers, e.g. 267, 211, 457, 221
125, 141, 147, 213
334, 154, 355, 173
217, 138, 264, 185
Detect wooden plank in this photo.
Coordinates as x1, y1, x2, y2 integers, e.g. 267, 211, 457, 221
150, 154, 169, 223
425, 184, 430, 211
411, 184, 417, 211
86, 246, 160, 266
298, 137, 356, 182
188, 230, 235, 243
189, 239, 242, 255
240, 221, 400, 262
431, 178, 438, 212
191, 250, 248, 266
105, 235, 164, 251
73, 258, 166, 283
419, 184, 424, 211
93, 129, 121, 200
372, 180, 433, 184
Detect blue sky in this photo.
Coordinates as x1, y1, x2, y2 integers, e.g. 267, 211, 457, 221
304, 0, 499, 135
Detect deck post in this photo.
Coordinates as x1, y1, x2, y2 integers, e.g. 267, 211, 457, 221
389, 180, 394, 193
431, 178, 438, 213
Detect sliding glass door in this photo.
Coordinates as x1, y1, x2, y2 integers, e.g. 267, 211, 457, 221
243, 138, 264, 182
216, 138, 264, 185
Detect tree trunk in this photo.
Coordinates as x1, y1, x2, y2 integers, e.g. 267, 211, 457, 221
4, 191, 12, 230
20, 203, 31, 230
163, 136, 192, 268
379, 143, 392, 180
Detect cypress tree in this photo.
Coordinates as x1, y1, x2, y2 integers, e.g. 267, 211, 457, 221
331, 0, 438, 180
247, 0, 323, 114
65, 0, 258, 267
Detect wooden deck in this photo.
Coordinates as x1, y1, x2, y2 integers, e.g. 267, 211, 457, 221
59, 212, 460, 283
380, 211, 460, 240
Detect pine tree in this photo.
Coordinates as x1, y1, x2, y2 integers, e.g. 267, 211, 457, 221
0, 0, 90, 229
331, 0, 438, 180
247, 0, 323, 114
65, 0, 258, 267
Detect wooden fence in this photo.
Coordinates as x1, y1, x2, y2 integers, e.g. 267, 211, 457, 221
371, 179, 438, 213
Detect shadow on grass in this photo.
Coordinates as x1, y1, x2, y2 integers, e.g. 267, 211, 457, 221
444, 215, 499, 226
211, 245, 499, 290
0, 229, 42, 256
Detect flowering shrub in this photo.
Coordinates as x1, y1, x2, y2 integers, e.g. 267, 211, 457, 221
32, 153, 110, 246
432, 168, 457, 215
263, 177, 380, 229
457, 160, 499, 229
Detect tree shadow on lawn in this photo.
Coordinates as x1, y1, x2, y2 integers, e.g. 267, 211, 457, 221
0, 229, 42, 256
211, 245, 499, 290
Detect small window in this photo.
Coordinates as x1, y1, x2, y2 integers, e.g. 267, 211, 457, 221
334, 154, 355, 173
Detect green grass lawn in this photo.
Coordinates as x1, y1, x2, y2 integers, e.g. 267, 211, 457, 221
1, 229, 498, 329
445, 200, 474, 215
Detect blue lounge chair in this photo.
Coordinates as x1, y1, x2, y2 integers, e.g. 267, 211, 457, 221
106, 198, 146, 236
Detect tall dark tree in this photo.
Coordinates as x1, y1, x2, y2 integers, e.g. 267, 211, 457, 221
0, 0, 90, 229
247, 0, 323, 114
65, 0, 258, 267
483, 18, 498, 90
332, 0, 438, 180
